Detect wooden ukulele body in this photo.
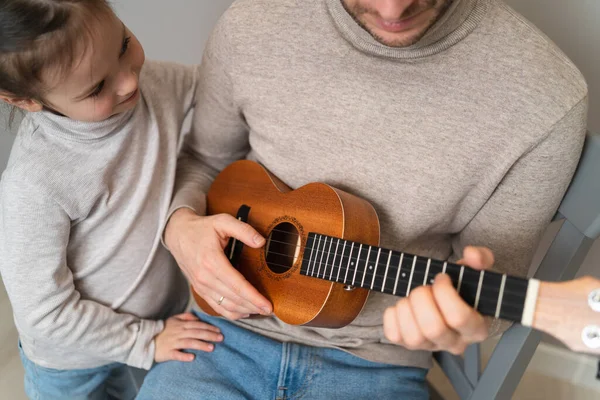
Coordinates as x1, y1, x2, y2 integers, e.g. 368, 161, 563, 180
192, 160, 380, 327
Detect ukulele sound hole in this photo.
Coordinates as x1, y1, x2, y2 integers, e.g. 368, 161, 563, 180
265, 222, 301, 274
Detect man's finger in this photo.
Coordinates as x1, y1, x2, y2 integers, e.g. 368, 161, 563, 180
396, 298, 435, 350
456, 246, 494, 270
214, 214, 266, 248
213, 250, 272, 314
409, 285, 461, 349
198, 272, 265, 315
383, 306, 403, 344
433, 274, 488, 341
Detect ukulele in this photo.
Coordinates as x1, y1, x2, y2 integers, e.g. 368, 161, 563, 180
192, 160, 600, 355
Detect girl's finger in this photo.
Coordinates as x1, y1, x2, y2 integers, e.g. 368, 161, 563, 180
168, 350, 195, 362
179, 329, 223, 343
177, 339, 216, 353
183, 320, 222, 333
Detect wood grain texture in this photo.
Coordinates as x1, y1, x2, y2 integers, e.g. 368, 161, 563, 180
193, 160, 379, 327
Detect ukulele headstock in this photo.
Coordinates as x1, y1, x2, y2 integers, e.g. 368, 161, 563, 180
532, 276, 600, 355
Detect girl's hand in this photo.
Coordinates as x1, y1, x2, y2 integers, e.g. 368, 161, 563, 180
154, 313, 223, 363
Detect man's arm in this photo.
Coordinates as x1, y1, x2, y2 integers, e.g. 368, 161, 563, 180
163, 12, 272, 319
383, 96, 588, 352
452, 96, 588, 335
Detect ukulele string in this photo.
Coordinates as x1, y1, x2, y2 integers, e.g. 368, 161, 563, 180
262, 237, 517, 294
234, 252, 528, 308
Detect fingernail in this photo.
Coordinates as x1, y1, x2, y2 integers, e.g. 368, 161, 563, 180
261, 307, 271, 315
208, 344, 214, 351
254, 235, 265, 245
243, 314, 251, 318
217, 334, 224, 341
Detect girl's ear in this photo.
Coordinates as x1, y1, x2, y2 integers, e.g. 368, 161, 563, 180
0, 94, 43, 112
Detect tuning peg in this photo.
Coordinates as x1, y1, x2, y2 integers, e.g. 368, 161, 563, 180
582, 325, 600, 349
589, 289, 600, 312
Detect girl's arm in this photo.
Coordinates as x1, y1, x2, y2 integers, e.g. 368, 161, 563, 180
0, 179, 162, 370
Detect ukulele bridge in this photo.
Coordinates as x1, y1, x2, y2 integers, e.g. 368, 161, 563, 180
225, 205, 251, 268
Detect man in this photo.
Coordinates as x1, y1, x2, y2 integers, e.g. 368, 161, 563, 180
138, 0, 587, 398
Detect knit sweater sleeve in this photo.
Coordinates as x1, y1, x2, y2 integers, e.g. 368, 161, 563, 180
451, 96, 588, 335
0, 178, 163, 370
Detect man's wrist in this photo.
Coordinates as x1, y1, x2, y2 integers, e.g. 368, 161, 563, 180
165, 207, 197, 250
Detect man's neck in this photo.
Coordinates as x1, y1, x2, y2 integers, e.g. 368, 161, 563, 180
326, 0, 488, 59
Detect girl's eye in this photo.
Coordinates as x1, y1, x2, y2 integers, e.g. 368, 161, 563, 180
90, 80, 105, 98
120, 36, 131, 57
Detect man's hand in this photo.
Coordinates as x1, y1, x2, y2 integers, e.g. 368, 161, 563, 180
165, 208, 273, 320
383, 246, 494, 355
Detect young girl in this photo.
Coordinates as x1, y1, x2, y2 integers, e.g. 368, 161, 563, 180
0, 1, 223, 398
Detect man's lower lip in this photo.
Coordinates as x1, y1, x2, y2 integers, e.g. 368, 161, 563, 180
375, 14, 420, 33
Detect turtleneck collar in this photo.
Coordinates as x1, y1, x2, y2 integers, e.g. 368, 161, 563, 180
30, 104, 137, 142
326, 0, 489, 60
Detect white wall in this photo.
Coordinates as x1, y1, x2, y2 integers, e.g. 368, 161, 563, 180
111, 0, 234, 66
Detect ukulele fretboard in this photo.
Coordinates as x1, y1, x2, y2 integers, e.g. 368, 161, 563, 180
300, 233, 533, 324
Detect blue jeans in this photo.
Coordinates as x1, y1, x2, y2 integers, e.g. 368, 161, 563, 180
137, 313, 428, 400
19, 342, 142, 400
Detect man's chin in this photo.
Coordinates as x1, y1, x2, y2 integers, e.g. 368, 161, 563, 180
368, 27, 427, 48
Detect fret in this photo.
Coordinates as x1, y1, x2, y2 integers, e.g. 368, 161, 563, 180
321, 236, 335, 279
495, 274, 507, 318
301, 234, 316, 275
343, 242, 355, 284
474, 270, 485, 310
300, 234, 532, 325
361, 246, 378, 289
444, 263, 461, 289
370, 248, 382, 289
381, 250, 393, 293
335, 240, 347, 283
383, 251, 401, 293
310, 235, 323, 276
426, 259, 445, 286
316, 236, 329, 278
423, 258, 432, 286
459, 267, 481, 308
328, 238, 341, 281
393, 253, 404, 295
360, 246, 373, 288
498, 276, 528, 322
473, 270, 502, 317
406, 255, 417, 295
351, 244, 363, 286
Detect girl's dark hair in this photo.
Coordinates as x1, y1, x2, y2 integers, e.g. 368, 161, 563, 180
0, 0, 113, 104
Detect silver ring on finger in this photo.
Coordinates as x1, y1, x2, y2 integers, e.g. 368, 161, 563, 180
217, 295, 225, 306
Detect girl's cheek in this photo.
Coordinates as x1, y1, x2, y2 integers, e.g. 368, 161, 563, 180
100, 99, 117, 118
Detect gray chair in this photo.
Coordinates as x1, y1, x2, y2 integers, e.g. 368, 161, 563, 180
430, 131, 600, 400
